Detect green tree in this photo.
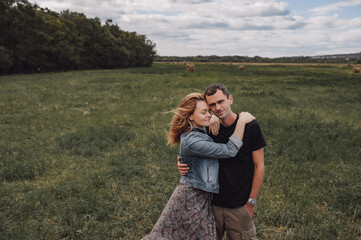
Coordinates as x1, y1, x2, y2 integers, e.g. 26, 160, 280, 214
0, 0, 157, 75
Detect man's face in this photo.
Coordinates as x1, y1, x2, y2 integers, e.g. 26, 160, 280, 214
206, 89, 233, 119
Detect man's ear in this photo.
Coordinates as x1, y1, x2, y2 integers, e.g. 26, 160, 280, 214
229, 94, 233, 104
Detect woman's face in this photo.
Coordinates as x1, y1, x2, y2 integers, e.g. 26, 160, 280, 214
190, 100, 212, 128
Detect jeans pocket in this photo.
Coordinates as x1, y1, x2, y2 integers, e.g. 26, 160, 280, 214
241, 206, 253, 220
241, 230, 257, 240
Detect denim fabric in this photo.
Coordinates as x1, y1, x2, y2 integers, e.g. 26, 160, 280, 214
179, 128, 243, 193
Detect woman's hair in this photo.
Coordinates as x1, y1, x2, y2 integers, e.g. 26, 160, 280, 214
167, 92, 205, 145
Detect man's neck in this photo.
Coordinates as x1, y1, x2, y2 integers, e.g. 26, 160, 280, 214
220, 112, 237, 127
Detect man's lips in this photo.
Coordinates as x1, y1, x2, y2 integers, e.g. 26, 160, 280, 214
216, 110, 224, 115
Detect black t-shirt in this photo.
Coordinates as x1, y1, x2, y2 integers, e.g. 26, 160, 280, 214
207, 115, 266, 208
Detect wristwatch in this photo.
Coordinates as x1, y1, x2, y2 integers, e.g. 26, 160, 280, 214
248, 198, 257, 206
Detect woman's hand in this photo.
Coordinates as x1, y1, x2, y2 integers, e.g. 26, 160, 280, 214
209, 114, 220, 136
238, 112, 255, 124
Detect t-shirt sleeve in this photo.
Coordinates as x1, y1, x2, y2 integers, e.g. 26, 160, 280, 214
250, 120, 267, 151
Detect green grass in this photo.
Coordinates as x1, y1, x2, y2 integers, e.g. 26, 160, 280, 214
0, 63, 360, 239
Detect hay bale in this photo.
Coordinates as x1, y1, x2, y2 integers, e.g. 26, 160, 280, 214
353, 67, 360, 73
186, 64, 195, 72
238, 65, 246, 70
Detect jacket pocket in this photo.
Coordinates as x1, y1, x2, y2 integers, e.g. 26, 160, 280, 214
207, 163, 217, 183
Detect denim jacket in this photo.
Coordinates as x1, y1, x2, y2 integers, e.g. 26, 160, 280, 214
179, 127, 243, 193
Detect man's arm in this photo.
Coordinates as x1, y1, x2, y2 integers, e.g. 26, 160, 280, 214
245, 147, 265, 217
177, 156, 189, 176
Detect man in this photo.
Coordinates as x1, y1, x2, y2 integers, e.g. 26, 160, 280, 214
178, 83, 266, 240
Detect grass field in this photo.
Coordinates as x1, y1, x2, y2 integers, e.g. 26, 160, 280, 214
0, 63, 360, 239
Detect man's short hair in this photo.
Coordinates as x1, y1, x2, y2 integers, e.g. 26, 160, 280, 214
204, 83, 230, 99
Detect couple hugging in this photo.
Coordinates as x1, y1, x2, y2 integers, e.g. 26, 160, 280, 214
142, 83, 266, 240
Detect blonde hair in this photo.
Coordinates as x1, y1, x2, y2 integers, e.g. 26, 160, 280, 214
167, 93, 205, 145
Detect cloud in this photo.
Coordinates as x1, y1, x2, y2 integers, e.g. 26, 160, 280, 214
186, 21, 230, 29
28, 0, 361, 57
308, 0, 361, 13
172, 0, 214, 4
151, 31, 191, 40
135, 10, 180, 16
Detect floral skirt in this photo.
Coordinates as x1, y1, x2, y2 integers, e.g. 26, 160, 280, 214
141, 183, 216, 240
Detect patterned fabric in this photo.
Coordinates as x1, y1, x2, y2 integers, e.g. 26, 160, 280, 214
141, 183, 216, 240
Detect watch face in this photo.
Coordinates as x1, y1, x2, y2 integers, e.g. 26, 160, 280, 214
249, 199, 256, 205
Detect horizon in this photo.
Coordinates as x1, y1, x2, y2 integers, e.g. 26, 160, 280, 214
155, 51, 361, 58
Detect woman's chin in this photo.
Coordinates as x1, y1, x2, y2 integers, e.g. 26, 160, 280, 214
203, 122, 211, 127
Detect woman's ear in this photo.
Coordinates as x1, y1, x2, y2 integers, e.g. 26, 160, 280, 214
189, 114, 194, 121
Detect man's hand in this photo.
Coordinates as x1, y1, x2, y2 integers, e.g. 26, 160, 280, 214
209, 114, 220, 136
245, 148, 264, 219
245, 202, 255, 218
177, 156, 189, 176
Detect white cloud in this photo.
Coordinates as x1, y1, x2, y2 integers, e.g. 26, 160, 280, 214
308, 0, 361, 13
28, 0, 361, 57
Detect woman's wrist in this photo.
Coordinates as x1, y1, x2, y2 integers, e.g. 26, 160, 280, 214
237, 118, 247, 124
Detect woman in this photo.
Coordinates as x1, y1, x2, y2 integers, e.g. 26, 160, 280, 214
141, 93, 255, 240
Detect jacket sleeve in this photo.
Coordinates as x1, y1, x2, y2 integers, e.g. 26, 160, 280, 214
184, 133, 243, 159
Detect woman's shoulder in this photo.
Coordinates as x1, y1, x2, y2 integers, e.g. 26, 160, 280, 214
181, 129, 210, 145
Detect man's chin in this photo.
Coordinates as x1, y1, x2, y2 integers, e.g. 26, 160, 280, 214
215, 113, 225, 119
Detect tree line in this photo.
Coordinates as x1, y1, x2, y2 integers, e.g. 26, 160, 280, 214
0, 0, 156, 75
155, 55, 361, 64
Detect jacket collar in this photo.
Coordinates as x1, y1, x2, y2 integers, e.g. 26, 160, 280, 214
191, 127, 207, 134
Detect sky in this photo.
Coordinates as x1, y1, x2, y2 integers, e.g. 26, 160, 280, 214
28, 0, 361, 58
